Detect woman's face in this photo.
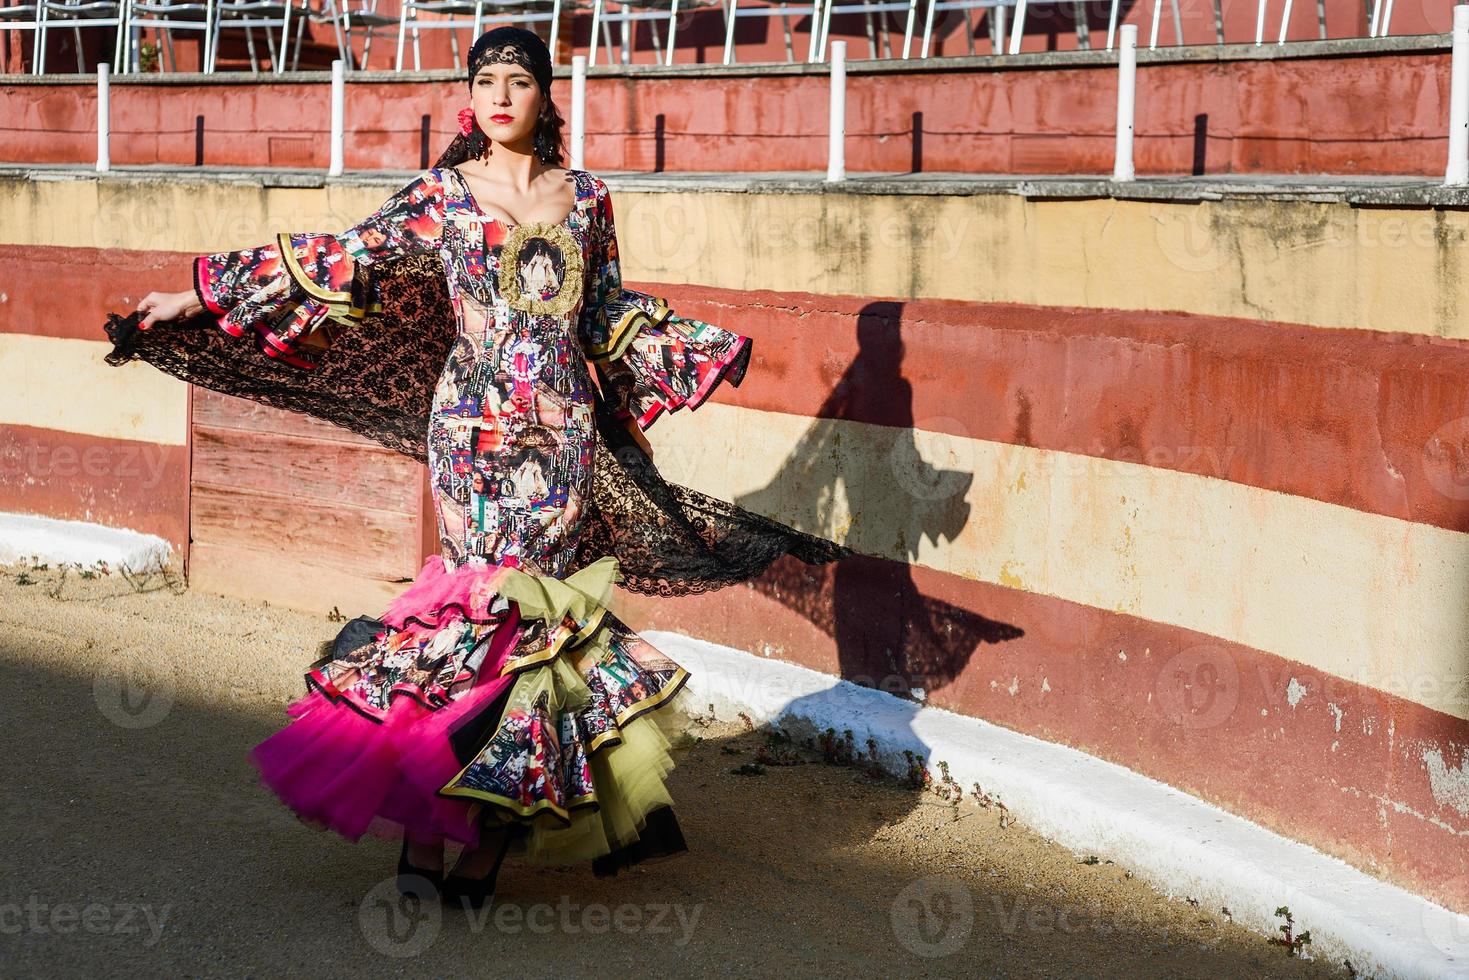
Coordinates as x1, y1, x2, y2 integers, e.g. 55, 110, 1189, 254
471, 61, 542, 147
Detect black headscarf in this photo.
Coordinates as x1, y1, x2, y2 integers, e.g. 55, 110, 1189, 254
467, 25, 553, 95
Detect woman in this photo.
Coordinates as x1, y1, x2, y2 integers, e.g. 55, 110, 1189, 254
107, 26, 846, 909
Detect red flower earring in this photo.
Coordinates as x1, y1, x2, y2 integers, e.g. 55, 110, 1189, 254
457, 106, 478, 136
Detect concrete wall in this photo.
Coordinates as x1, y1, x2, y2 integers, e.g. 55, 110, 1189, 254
2, 167, 1467, 917
2, 36, 1463, 176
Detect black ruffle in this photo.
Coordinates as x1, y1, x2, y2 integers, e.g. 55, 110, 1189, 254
590, 804, 688, 877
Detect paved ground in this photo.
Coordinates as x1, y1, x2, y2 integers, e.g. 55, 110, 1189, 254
0, 561, 1353, 978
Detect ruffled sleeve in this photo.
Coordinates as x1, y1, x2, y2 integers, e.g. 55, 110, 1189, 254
575, 176, 752, 430
193, 168, 447, 369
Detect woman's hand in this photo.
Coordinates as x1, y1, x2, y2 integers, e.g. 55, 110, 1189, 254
625, 418, 655, 459
136, 290, 204, 330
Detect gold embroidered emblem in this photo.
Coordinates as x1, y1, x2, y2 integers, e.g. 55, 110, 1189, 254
498, 222, 583, 317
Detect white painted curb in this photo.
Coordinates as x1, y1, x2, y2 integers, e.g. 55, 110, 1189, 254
0, 512, 173, 574
648, 630, 1469, 980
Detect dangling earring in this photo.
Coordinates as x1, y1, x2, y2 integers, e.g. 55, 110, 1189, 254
458, 105, 489, 161
533, 115, 553, 165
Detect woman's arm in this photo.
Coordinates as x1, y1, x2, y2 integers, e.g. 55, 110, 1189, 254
178, 170, 448, 368
135, 289, 204, 331
576, 176, 752, 432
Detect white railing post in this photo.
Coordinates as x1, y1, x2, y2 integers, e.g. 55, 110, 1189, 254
1009, 0, 1027, 52
1254, 0, 1266, 43
1106, 0, 1120, 49
665, 0, 680, 64
328, 59, 344, 176
1150, 0, 1161, 48
1447, 6, 1469, 186
1114, 23, 1137, 181
1277, 0, 1294, 43
96, 63, 110, 173
590, 0, 604, 67
827, 39, 845, 182
723, 0, 737, 64
571, 55, 587, 170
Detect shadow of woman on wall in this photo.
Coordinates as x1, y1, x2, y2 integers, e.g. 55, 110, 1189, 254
733, 302, 1024, 776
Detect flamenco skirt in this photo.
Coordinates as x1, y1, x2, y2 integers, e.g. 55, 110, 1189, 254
248, 554, 691, 875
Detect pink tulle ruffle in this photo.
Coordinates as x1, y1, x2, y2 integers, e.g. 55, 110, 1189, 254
249, 571, 526, 847
381, 555, 515, 632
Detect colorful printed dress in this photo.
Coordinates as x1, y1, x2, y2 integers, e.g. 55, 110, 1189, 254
185, 166, 759, 871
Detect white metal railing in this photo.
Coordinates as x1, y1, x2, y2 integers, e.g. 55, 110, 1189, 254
53, 5, 1469, 192
6, 0, 1466, 74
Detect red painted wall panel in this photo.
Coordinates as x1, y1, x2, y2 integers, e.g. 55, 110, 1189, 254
0, 423, 189, 550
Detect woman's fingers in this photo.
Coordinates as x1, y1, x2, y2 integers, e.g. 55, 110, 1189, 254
136, 290, 193, 330
136, 292, 159, 330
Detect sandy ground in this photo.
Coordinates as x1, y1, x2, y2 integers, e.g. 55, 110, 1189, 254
0, 560, 1356, 978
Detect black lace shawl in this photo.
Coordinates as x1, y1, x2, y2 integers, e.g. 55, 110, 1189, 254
104, 252, 849, 595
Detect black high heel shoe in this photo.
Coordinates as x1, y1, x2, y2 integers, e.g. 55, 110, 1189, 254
397, 836, 444, 899
441, 827, 518, 909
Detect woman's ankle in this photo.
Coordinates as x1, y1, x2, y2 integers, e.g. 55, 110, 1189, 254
451, 827, 512, 878
406, 837, 444, 871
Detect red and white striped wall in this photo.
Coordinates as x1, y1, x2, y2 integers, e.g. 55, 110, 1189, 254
2, 167, 1467, 919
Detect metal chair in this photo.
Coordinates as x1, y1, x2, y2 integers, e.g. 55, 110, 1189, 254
394, 0, 560, 71
395, 0, 482, 70
208, 0, 295, 71
117, 0, 212, 73
277, 0, 321, 68
817, 0, 918, 58
587, 0, 719, 66
290, 0, 349, 68
324, 0, 395, 69
722, 0, 824, 63
918, 0, 1010, 57
37, 0, 125, 72
0, 0, 44, 73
